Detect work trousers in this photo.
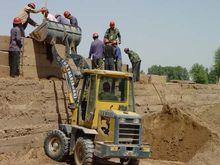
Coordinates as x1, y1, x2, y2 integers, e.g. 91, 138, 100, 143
92, 58, 104, 70
116, 58, 122, 71
9, 51, 20, 77
105, 58, 115, 71
132, 61, 141, 82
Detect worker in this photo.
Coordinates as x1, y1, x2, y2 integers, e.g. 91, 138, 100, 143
41, 8, 58, 22
89, 33, 104, 69
104, 21, 121, 44
99, 82, 118, 101
63, 11, 79, 27
112, 40, 122, 71
103, 39, 115, 71
124, 48, 141, 82
9, 18, 23, 78
16, 2, 41, 36
55, 14, 70, 25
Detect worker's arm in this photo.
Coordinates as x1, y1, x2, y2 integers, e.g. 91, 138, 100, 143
104, 29, 109, 39
27, 17, 38, 27
25, 7, 41, 14
89, 43, 94, 59
117, 30, 121, 44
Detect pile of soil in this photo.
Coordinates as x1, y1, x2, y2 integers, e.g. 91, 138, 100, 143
142, 105, 213, 162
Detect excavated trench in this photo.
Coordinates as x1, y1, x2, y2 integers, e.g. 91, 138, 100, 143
142, 105, 213, 162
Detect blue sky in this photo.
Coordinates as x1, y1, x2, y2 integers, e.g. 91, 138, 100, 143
1, 0, 220, 71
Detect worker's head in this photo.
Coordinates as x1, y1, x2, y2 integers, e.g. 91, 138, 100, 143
104, 38, 110, 45
13, 17, 22, 27
112, 40, 118, 46
28, 3, 36, 9
109, 21, 115, 29
64, 11, 71, 19
124, 48, 130, 54
103, 82, 110, 92
93, 33, 99, 40
55, 14, 61, 19
41, 7, 49, 16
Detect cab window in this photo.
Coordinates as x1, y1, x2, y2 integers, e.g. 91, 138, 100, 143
98, 77, 127, 102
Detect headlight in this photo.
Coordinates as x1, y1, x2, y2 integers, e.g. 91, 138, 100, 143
133, 118, 140, 124
120, 118, 126, 123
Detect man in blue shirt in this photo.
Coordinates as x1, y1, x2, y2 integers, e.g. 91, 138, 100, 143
55, 14, 70, 25
64, 11, 78, 27
112, 40, 122, 71
9, 17, 23, 77
89, 33, 104, 69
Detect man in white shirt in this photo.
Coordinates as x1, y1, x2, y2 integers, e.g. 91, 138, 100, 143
41, 7, 58, 22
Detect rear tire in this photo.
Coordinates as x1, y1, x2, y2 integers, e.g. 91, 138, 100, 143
44, 129, 69, 161
74, 137, 94, 165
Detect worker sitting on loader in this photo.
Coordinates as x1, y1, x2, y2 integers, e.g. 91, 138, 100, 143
103, 39, 115, 71
64, 11, 79, 27
112, 40, 122, 71
89, 33, 104, 69
104, 21, 121, 44
55, 14, 70, 25
9, 18, 23, 78
16, 2, 41, 37
41, 8, 58, 22
99, 82, 118, 101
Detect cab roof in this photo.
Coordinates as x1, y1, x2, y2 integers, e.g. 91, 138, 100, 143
81, 69, 133, 78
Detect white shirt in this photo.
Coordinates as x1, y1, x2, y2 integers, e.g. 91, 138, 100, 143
47, 13, 58, 22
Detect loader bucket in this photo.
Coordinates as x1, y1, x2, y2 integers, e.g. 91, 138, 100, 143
30, 20, 82, 47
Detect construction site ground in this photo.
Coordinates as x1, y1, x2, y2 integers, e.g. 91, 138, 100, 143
0, 77, 220, 165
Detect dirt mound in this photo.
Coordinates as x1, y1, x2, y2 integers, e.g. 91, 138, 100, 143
142, 105, 213, 162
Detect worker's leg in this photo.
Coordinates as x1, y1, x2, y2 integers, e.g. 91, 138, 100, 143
105, 58, 109, 70
109, 58, 115, 71
9, 51, 19, 77
15, 51, 20, 76
97, 58, 104, 70
117, 59, 122, 71
136, 61, 141, 81
92, 59, 97, 69
132, 62, 138, 82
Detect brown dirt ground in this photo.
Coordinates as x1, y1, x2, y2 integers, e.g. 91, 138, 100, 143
1, 78, 220, 165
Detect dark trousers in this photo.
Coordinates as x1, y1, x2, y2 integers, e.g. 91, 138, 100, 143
105, 58, 115, 71
132, 61, 141, 82
9, 51, 20, 77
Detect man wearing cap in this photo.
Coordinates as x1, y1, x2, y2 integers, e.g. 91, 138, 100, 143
9, 18, 23, 78
104, 21, 121, 44
89, 33, 104, 69
16, 3, 41, 36
103, 39, 115, 71
124, 48, 141, 82
41, 7, 58, 22
55, 14, 70, 25
63, 11, 79, 27
112, 40, 122, 71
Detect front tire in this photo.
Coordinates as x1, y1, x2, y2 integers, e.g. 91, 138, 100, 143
44, 129, 69, 161
74, 137, 94, 165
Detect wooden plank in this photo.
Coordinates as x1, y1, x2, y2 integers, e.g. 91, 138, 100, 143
0, 65, 10, 77
0, 51, 9, 66
0, 35, 10, 51
22, 65, 63, 79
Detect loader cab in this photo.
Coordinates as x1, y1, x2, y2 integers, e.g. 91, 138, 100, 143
78, 70, 134, 129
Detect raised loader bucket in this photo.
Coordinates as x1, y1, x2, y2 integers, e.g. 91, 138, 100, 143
30, 20, 82, 47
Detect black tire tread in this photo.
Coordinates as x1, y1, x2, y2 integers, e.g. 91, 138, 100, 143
44, 129, 69, 162
74, 137, 94, 165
